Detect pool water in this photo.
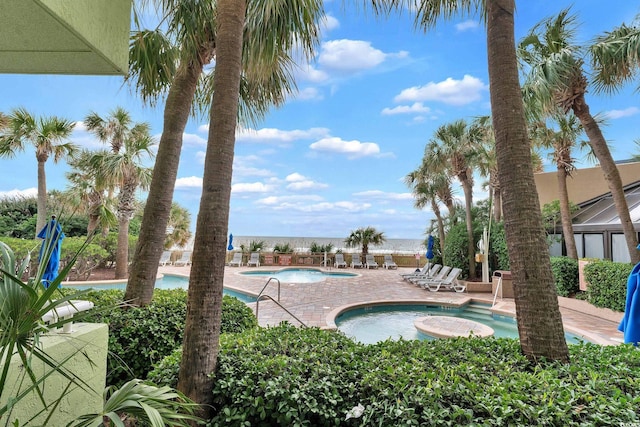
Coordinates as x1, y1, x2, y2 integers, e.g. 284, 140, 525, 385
240, 268, 357, 283
65, 275, 257, 303
336, 304, 585, 345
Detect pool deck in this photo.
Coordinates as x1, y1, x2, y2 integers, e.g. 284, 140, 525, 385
158, 265, 624, 346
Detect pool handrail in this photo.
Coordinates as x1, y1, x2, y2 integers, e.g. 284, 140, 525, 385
255, 277, 307, 327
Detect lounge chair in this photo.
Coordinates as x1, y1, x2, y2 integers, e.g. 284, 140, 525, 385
350, 254, 363, 268
365, 254, 378, 269
173, 251, 192, 266
419, 267, 465, 292
382, 255, 397, 269
402, 263, 441, 281
247, 252, 260, 267
409, 265, 450, 286
334, 253, 347, 268
228, 252, 243, 267
158, 250, 172, 266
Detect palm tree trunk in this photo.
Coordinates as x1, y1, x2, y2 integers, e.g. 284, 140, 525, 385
487, 0, 569, 362
557, 166, 578, 259
571, 95, 640, 264
125, 59, 208, 305
462, 180, 476, 279
36, 159, 47, 237
115, 216, 130, 279
431, 199, 446, 263
177, 0, 246, 418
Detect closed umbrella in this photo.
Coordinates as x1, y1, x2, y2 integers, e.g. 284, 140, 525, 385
618, 244, 640, 345
426, 235, 435, 260
37, 216, 65, 288
228, 233, 234, 251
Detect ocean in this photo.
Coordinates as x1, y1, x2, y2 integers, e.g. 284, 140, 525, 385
231, 236, 426, 255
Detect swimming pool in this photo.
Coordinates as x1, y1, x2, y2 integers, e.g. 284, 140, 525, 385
64, 274, 257, 303
240, 267, 358, 283
335, 303, 585, 345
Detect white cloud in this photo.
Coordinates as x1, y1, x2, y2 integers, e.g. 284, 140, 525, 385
394, 75, 487, 106
237, 127, 331, 144
299, 65, 330, 83
381, 102, 431, 115
295, 87, 324, 101
256, 194, 324, 206
309, 137, 380, 158
321, 14, 340, 32
353, 190, 414, 201
604, 107, 640, 119
284, 173, 328, 191
286, 173, 306, 182
175, 176, 203, 188
232, 182, 273, 193
318, 39, 387, 71
456, 20, 480, 32
182, 133, 207, 146
0, 187, 38, 199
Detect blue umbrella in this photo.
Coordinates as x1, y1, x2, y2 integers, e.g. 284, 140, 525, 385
227, 233, 234, 251
618, 245, 640, 345
426, 235, 435, 260
37, 216, 65, 288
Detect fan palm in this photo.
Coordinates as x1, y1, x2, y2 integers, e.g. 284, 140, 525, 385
89, 123, 155, 279
528, 113, 584, 259
368, 0, 569, 362
0, 108, 76, 235
518, 8, 639, 264
590, 15, 640, 93
405, 166, 453, 261
125, 0, 324, 306
424, 119, 482, 279
344, 226, 386, 257
164, 202, 192, 249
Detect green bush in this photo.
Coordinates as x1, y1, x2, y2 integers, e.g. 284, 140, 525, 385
584, 260, 633, 312
147, 325, 640, 426
82, 289, 257, 386
442, 223, 473, 279
489, 222, 510, 272
550, 256, 579, 297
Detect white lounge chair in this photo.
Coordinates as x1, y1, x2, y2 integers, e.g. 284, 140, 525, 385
410, 265, 450, 286
420, 267, 465, 292
382, 255, 397, 269
350, 254, 363, 268
365, 254, 378, 269
402, 263, 441, 281
228, 252, 243, 267
247, 252, 260, 267
334, 253, 347, 268
158, 250, 172, 266
173, 251, 192, 266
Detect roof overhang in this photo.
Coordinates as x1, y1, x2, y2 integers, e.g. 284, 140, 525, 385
0, 0, 131, 75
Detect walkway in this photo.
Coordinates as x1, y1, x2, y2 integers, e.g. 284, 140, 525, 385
159, 265, 623, 346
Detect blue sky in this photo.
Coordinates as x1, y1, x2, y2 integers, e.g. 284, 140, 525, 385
1, 1, 639, 240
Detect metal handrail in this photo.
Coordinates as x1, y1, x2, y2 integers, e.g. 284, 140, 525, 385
255, 294, 307, 327
256, 277, 281, 302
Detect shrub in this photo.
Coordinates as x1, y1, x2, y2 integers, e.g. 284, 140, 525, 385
147, 325, 640, 426
82, 289, 257, 386
550, 256, 579, 297
584, 260, 633, 312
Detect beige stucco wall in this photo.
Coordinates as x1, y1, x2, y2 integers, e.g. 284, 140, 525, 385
534, 161, 640, 207
1, 323, 108, 426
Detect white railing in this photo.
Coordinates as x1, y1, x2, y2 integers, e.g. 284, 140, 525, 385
42, 300, 94, 333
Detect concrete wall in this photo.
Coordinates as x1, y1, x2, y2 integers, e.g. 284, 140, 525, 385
1, 323, 108, 426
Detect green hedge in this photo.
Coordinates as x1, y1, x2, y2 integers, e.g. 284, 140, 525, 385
583, 260, 633, 312
148, 325, 640, 426
550, 256, 579, 297
81, 288, 258, 386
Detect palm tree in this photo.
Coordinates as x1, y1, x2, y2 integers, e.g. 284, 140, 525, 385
176, 0, 246, 416
344, 226, 386, 257
528, 113, 584, 259
89, 123, 155, 279
589, 15, 640, 93
125, 0, 325, 306
164, 202, 192, 249
405, 166, 453, 262
424, 119, 481, 279
0, 108, 76, 235
518, 8, 639, 264
368, 0, 569, 361
64, 149, 117, 236
473, 116, 503, 222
